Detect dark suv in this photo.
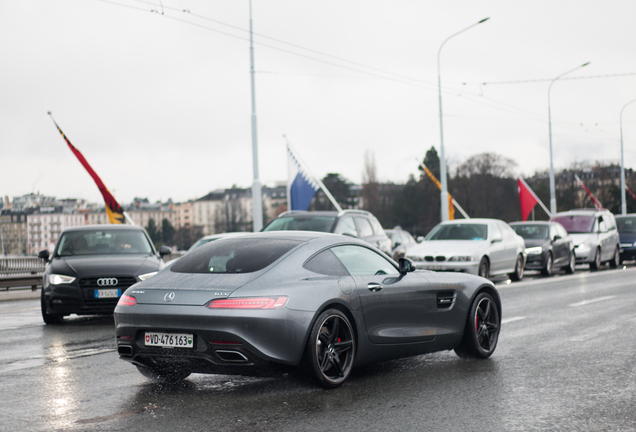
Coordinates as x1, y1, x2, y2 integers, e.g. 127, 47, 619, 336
262, 210, 392, 256
38, 224, 171, 324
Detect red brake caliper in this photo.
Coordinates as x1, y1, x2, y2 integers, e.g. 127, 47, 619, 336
475, 313, 479, 333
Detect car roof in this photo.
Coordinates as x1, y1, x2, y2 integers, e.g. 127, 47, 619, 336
214, 231, 337, 242
438, 218, 503, 225
509, 221, 554, 225
553, 209, 612, 217
275, 210, 375, 218
61, 224, 145, 232
615, 214, 636, 218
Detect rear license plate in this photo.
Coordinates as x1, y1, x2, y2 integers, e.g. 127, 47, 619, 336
426, 265, 442, 271
94, 289, 121, 299
145, 332, 194, 348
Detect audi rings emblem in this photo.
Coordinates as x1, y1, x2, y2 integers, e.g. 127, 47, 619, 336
164, 292, 176, 302
97, 278, 118, 287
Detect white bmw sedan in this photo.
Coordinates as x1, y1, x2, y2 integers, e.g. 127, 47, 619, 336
406, 218, 526, 280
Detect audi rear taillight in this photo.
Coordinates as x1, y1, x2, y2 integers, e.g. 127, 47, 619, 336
118, 294, 136, 306
208, 297, 288, 309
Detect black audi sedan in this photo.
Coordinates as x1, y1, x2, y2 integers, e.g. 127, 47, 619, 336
38, 225, 171, 324
510, 221, 575, 276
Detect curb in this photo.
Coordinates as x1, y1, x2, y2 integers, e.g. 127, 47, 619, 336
0, 288, 41, 302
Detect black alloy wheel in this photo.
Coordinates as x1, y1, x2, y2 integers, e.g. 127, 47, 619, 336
305, 309, 355, 389
590, 248, 601, 271
609, 247, 620, 269
478, 257, 489, 279
455, 292, 500, 359
41, 292, 63, 325
136, 365, 191, 383
563, 251, 576, 274
541, 252, 553, 276
509, 254, 524, 281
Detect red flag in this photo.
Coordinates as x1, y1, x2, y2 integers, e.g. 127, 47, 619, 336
574, 174, 603, 210
517, 177, 539, 221
50, 115, 126, 224
627, 185, 636, 201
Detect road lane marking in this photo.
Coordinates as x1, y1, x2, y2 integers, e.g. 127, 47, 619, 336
569, 296, 616, 307
501, 316, 526, 324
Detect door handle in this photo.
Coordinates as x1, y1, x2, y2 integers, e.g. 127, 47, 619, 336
367, 282, 383, 292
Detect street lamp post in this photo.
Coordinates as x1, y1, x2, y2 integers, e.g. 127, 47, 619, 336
548, 62, 590, 215
249, 0, 263, 232
620, 98, 636, 215
438, 18, 490, 222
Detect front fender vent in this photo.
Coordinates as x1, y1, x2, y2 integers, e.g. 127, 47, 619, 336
437, 291, 456, 309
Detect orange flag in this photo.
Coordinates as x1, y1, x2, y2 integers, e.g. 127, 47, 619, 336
423, 164, 455, 220
49, 114, 125, 224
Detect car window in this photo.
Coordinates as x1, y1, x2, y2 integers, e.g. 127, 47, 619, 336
303, 249, 350, 276
426, 224, 488, 241
331, 245, 399, 276
335, 217, 357, 237
552, 215, 595, 233
263, 216, 336, 233
55, 230, 153, 257
498, 223, 513, 240
355, 217, 374, 238
512, 224, 548, 240
490, 224, 502, 241
369, 216, 385, 235
616, 216, 636, 233
171, 238, 300, 274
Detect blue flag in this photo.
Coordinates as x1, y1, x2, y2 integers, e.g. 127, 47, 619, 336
287, 145, 319, 211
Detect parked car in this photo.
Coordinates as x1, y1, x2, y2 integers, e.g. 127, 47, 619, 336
114, 231, 501, 388
405, 219, 526, 281
262, 210, 392, 255
615, 214, 636, 262
509, 221, 576, 275
551, 209, 620, 270
38, 224, 171, 324
385, 227, 418, 261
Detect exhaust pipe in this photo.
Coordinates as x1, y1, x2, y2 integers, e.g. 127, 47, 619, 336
118, 345, 133, 357
216, 350, 248, 363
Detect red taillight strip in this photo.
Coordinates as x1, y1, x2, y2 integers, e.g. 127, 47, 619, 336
208, 296, 288, 309
118, 294, 136, 306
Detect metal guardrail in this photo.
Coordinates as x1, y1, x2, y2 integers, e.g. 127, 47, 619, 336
0, 257, 45, 290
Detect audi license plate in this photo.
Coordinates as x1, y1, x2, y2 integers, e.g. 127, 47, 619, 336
145, 332, 194, 349
94, 289, 121, 298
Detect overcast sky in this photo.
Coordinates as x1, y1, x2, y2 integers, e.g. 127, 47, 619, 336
2, 0, 636, 206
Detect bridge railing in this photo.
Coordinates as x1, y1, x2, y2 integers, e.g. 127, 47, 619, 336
0, 257, 46, 290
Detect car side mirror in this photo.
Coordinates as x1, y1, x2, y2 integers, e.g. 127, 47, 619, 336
491, 237, 502, 243
393, 241, 401, 248
416, 236, 424, 243
398, 257, 416, 274
38, 249, 50, 261
341, 232, 357, 238
552, 235, 561, 242
159, 245, 172, 257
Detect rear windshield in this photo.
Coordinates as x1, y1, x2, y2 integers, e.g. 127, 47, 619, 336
512, 224, 549, 240
263, 216, 336, 233
55, 230, 153, 257
426, 224, 487, 241
616, 216, 636, 233
171, 238, 301, 274
552, 215, 594, 234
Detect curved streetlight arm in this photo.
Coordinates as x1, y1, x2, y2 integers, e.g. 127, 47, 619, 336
620, 98, 636, 214
547, 61, 590, 215
437, 17, 489, 221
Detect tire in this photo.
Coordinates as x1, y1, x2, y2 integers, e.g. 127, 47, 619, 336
136, 365, 191, 383
303, 309, 355, 389
41, 291, 64, 325
609, 247, 620, 269
589, 248, 601, 271
509, 254, 524, 281
478, 257, 490, 279
541, 252, 553, 276
455, 292, 500, 359
563, 250, 576, 274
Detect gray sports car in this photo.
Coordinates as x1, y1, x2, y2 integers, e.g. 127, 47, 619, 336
114, 232, 501, 388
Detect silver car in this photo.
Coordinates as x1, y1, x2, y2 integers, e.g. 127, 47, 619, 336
405, 218, 526, 280
551, 209, 620, 270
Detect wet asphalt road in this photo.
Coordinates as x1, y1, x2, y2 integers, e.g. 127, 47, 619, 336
1, 267, 635, 432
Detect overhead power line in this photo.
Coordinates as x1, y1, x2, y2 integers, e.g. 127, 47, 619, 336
480, 72, 636, 86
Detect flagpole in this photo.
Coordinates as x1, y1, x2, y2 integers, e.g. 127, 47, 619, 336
248, 0, 263, 231
417, 161, 470, 219
284, 136, 343, 212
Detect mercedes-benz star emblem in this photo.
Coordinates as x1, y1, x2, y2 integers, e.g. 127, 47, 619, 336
97, 278, 118, 287
164, 292, 176, 302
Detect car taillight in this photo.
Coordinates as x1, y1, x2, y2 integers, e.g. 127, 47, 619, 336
208, 297, 288, 309
118, 294, 136, 306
